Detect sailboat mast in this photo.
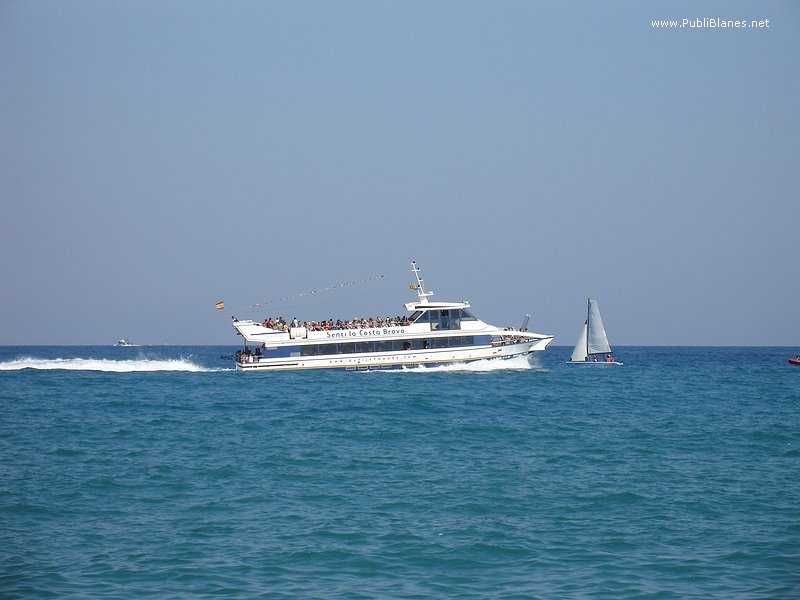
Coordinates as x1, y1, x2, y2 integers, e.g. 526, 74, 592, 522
586, 298, 591, 358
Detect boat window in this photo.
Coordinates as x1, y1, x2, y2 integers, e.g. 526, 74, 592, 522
409, 311, 426, 323
432, 337, 448, 348
301, 335, 482, 357
425, 309, 459, 331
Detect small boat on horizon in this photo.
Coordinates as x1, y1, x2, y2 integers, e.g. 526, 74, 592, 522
115, 339, 137, 347
567, 298, 622, 365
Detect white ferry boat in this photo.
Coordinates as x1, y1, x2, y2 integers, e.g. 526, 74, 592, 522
232, 262, 554, 371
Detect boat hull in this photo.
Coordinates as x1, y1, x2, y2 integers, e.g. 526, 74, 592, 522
789, 358, 800, 366
235, 337, 553, 371
566, 360, 623, 366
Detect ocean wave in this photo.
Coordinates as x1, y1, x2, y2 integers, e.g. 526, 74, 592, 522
0, 356, 215, 373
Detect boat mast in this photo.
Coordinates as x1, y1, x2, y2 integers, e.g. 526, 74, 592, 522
411, 261, 434, 304
586, 298, 591, 359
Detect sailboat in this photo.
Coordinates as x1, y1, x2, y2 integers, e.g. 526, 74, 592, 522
567, 299, 623, 365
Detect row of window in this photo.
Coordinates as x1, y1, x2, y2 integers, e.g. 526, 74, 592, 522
297, 336, 479, 357
409, 308, 478, 331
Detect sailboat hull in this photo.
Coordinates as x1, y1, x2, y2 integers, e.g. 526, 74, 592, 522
567, 360, 623, 366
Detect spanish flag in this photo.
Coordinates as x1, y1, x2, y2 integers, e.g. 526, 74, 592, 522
215, 301, 225, 310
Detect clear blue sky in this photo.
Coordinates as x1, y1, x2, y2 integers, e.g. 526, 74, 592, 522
1, 1, 798, 346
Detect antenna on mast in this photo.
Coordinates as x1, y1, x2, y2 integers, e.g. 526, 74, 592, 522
410, 261, 434, 304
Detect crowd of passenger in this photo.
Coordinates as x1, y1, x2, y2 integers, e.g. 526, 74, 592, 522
236, 346, 261, 363
260, 316, 414, 332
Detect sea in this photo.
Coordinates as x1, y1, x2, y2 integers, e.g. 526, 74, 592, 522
1, 345, 798, 598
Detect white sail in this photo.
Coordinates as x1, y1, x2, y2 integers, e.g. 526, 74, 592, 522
586, 299, 612, 355
570, 320, 589, 362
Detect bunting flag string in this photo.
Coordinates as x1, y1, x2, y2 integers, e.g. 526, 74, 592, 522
249, 274, 385, 310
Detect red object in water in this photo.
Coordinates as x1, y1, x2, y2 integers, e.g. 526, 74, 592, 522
789, 357, 800, 366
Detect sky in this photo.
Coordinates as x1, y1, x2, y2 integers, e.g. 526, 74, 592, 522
1, 0, 798, 346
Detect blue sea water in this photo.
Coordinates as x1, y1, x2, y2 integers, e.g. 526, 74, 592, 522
1, 346, 798, 598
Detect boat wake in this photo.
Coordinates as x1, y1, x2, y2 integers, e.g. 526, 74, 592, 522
0, 357, 215, 373
379, 354, 545, 374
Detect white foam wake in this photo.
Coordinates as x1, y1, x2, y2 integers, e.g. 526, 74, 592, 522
0, 357, 213, 373
378, 354, 545, 374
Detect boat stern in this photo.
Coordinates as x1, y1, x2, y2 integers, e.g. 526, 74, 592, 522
231, 318, 270, 344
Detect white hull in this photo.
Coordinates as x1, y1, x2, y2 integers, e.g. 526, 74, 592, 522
237, 338, 552, 371
566, 360, 623, 366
